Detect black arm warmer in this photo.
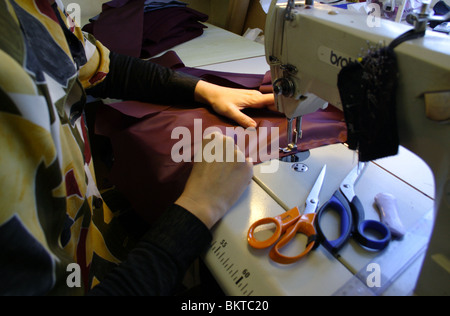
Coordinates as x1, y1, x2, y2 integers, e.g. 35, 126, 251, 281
87, 204, 212, 296
86, 51, 200, 105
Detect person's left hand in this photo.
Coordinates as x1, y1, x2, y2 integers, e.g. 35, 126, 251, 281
194, 80, 276, 128
175, 132, 253, 229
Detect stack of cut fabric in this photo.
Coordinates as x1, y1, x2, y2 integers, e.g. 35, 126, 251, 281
82, 0, 208, 59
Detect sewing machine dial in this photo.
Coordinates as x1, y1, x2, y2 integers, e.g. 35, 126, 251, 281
273, 77, 295, 97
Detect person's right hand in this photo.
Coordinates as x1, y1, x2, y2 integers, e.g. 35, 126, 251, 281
194, 80, 276, 129
175, 132, 253, 229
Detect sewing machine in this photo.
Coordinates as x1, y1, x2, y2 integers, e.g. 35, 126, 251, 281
264, 0, 449, 294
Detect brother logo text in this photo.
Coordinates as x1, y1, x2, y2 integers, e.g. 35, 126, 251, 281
318, 46, 357, 69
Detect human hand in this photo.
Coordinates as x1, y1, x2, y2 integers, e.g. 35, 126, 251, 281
175, 132, 253, 229
194, 80, 276, 128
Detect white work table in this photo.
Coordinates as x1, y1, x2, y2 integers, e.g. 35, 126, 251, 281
157, 23, 265, 68
168, 24, 436, 296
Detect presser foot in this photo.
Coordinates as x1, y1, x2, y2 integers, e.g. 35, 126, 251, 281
279, 149, 311, 163
280, 143, 298, 154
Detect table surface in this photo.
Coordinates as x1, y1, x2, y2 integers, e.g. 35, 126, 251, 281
156, 23, 265, 68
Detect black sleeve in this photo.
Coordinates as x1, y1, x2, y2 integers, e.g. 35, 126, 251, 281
86, 51, 201, 105
87, 204, 212, 296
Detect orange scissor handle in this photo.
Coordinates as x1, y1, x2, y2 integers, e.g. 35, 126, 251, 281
247, 207, 301, 249
269, 213, 318, 264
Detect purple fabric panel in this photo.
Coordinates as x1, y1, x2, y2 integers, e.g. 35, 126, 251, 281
93, 0, 145, 58
83, 3, 208, 58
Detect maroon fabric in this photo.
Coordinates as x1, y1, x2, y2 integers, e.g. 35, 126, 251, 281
87, 0, 145, 58
151, 50, 271, 90
94, 53, 347, 224
140, 7, 207, 58
82, 1, 208, 58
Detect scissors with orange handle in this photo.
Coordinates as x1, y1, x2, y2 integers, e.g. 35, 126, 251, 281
247, 165, 327, 264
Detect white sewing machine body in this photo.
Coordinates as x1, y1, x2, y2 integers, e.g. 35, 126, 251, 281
266, 1, 450, 117
264, 0, 450, 294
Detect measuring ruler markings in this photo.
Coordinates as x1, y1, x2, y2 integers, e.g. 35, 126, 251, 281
209, 239, 255, 296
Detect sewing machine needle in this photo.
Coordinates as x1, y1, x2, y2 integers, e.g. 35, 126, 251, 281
282, 116, 302, 153
295, 116, 303, 145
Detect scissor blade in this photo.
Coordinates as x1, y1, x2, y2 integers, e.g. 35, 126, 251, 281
340, 162, 367, 201
303, 165, 327, 215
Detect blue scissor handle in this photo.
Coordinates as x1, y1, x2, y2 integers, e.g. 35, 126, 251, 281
350, 196, 391, 251
316, 190, 353, 254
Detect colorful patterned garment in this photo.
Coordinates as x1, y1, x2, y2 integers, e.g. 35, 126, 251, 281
0, 0, 133, 295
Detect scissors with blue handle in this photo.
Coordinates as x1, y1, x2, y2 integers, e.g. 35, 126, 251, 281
316, 162, 391, 254
247, 165, 327, 264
